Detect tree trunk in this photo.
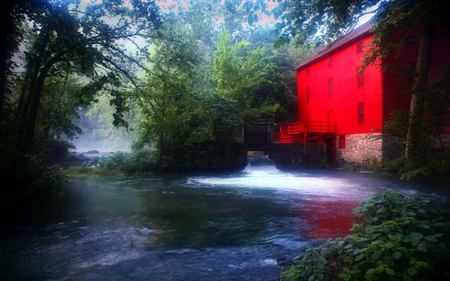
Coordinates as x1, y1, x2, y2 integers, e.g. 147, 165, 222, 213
405, 26, 435, 160
19, 54, 64, 154
16, 27, 53, 151
16, 57, 41, 151
159, 130, 163, 161
0, 0, 12, 121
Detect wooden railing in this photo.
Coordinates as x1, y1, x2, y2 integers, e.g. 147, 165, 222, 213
279, 121, 337, 137
305, 121, 337, 133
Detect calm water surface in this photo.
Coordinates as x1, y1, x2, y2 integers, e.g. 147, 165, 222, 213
1, 163, 449, 280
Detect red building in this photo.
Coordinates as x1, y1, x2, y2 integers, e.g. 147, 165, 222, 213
280, 22, 450, 166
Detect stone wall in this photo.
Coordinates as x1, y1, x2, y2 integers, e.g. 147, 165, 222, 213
381, 135, 403, 160
337, 133, 383, 168
336, 133, 410, 168
431, 134, 450, 150
336, 133, 450, 168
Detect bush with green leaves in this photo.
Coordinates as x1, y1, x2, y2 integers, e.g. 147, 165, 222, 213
1, 144, 66, 226
285, 191, 450, 281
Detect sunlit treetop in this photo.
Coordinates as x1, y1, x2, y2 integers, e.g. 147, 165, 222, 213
227, 0, 448, 50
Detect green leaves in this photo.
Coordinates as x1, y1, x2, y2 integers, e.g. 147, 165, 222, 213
213, 29, 279, 125
285, 191, 450, 281
408, 266, 418, 276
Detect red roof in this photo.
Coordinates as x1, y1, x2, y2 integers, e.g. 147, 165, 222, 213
294, 22, 374, 72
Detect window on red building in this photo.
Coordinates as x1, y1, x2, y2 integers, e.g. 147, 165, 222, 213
357, 42, 364, 53
407, 62, 416, 82
328, 57, 333, 67
339, 135, 346, 149
306, 87, 310, 102
328, 79, 333, 96
406, 36, 416, 47
357, 71, 364, 87
306, 68, 310, 76
358, 103, 364, 123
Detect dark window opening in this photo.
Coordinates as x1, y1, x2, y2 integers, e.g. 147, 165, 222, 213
357, 72, 364, 87
306, 87, 310, 102
358, 103, 364, 123
339, 135, 346, 149
407, 62, 416, 83
306, 68, 310, 76
406, 36, 416, 47
328, 57, 333, 67
357, 42, 364, 53
328, 79, 333, 96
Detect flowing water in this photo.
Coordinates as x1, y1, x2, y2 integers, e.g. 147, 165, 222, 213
1, 159, 449, 281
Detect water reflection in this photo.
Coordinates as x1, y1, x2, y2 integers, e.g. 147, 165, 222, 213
188, 165, 374, 240
1, 166, 448, 280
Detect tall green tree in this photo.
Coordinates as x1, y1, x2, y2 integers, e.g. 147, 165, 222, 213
237, 25, 312, 121
213, 29, 279, 126
0, 0, 46, 122
10, 0, 160, 154
137, 13, 200, 160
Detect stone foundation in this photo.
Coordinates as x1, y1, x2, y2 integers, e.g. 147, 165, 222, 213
337, 134, 382, 165
431, 134, 450, 149
336, 133, 450, 168
336, 133, 403, 168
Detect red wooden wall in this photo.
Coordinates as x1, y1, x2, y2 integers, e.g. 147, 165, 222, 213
297, 34, 383, 136
297, 28, 450, 136
382, 29, 450, 134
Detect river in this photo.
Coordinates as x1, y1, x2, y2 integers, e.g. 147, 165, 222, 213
1, 161, 449, 280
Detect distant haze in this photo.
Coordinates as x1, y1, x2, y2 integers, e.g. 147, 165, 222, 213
70, 134, 135, 153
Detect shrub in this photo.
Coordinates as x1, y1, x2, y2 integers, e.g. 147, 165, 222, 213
285, 191, 450, 281
1, 144, 66, 226
35, 139, 75, 164
401, 152, 450, 181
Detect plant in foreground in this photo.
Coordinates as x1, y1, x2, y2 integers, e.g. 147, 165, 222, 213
285, 191, 450, 281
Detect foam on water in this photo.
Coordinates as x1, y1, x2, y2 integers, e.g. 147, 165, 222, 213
188, 163, 374, 201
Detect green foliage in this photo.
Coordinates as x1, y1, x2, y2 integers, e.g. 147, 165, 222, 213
64, 150, 155, 175
401, 155, 450, 181
64, 145, 246, 175
3, 0, 161, 154
382, 65, 450, 180
285, 191, 450, 281
0, 143, 65, 226
75, 94, 139, 150
34, 138, 75, 164
214, 29, 280, 125
135, 9, 298, 171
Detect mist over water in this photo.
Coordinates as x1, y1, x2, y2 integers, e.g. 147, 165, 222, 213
70, 134, 134, 152
1, 159, 449, 280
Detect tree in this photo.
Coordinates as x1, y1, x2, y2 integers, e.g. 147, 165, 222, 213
236, 25, 312, 121
137, 13, 200, 160
213, 29, 279, 125
74, 94, 139, 152
9, 0, 161, 154
0, 0, 45, 122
